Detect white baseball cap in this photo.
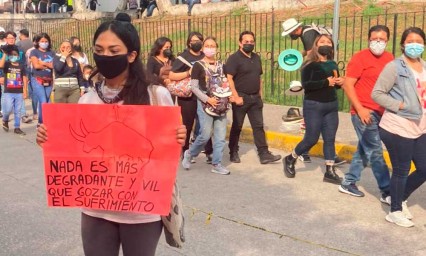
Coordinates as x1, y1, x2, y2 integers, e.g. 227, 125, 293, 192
282, 18, 303, 37
0, 27, 5, 33
285, 81, 304, 96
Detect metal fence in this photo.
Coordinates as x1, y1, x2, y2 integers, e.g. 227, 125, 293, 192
1, 9, 426, 110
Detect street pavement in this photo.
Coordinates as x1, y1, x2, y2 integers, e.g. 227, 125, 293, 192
0, 103, 425, 256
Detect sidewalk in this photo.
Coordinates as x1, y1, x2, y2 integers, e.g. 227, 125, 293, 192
228, 103, 373, 162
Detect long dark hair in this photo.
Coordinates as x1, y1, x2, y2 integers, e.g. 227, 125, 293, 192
149, 36, 174, 59
92, 14, 149, 105
35, 32, 52, 51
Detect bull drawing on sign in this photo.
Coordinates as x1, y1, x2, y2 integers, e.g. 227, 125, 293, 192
69, 119, 154, 172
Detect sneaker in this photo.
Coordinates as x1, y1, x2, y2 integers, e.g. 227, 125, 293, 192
181, 150, 192, 170
211, 164, 230, 175
2, 121, 9, 132
298, 154, 311, 163
339, 183, 365, 197
380, 194, 391, 205
259, 151, 281, 164
402, 201, 413, 220
190, 158, 196, 164
385, 211, 414, 228
14, 128, 26, 135
206, 154, 212, 164
22, 116, 33, 124
334, 156, 346, 166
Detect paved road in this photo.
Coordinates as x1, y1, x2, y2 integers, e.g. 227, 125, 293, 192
0, 107, 425, 256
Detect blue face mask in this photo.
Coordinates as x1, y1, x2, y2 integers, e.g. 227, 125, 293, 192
404, 43, 424, 59
9, 56, 19, 62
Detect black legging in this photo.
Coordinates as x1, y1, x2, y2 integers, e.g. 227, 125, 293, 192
81, 213, 162, 256
178, 95, 197, 152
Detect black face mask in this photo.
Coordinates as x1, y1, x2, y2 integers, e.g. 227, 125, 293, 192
242, 44, 255, 54
93, 53, 129, 79
73, 45, 82, 52
163, 49, 173, 58
290, 34, 299, 40
190, 41, 202, 52
318, 45, 333, 56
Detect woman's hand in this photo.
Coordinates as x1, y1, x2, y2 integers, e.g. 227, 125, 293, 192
61, 48, 72, 59
176, 125, 187, 146
327, 76, 337, 87
36, 124, 48, 147
207, 97, 218, 107
335, 77, 345, 86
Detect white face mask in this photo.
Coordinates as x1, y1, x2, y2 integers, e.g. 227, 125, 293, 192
369, 40, 387, 56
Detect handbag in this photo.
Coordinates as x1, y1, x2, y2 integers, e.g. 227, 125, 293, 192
148, 85, 185, 248
167, 56, 193, 98
35, 76, 53, 87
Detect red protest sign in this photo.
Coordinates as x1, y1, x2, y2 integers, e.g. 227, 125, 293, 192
42, 104, 181, 215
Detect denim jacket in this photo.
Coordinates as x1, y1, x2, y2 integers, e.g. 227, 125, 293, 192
372, 56, 425, 120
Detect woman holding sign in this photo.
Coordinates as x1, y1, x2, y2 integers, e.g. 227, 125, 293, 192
283, 34, 344, 184
36, 13, 186, 256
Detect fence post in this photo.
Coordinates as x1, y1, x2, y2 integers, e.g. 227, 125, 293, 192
270, 8, 275, 96
392, 14, 398, 56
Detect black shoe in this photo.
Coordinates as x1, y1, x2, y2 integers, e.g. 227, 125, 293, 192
283, 154, 296, 178
323, 165, 343, 185
259, 151, 281, 164
334, 156, 346, 166
230, 152, 241, 163
14, 128, 26, 135
206, 154, 212, 164
298, 153, 311, 163
2, 121, 9, 132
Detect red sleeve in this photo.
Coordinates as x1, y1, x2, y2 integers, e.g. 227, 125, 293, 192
345, 51, 364, 79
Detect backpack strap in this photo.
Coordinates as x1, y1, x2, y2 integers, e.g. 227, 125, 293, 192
177, 56, 193, 68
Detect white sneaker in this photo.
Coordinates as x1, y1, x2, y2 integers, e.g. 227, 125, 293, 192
385, 211, 414, 228
181, 150, 192, 170
211, 164, 230, 175
402, 201, 413, 220
380, 195, 391, 205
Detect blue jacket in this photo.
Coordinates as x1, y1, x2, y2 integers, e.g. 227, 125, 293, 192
372, 56, 425, 120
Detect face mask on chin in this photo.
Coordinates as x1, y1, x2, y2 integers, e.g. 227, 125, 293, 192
93, 53, 129, 79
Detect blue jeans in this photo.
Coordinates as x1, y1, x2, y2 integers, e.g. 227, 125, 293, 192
51, 3, 59, 13
28, 74, 38, 115
189, 100, 227, 165
342, 112, 390, 193
2, 93, 23, 128
146, 3, 157, 16
0, 84, 4, 114
32, 77, 52, 124
295, 99, 338, 161
379, 128, 426, 212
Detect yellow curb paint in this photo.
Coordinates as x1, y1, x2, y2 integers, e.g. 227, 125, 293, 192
228, 126, 414, 172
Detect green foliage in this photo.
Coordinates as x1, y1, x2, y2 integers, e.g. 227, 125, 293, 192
231, 6, 249, 16
362, 0, 384, 16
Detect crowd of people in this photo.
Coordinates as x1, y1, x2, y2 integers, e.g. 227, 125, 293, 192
0, 27, 94, 134
0, 11, 424, 256
282, 18, 426, 228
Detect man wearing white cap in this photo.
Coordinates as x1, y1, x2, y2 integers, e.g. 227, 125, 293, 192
281, 18, 320, 56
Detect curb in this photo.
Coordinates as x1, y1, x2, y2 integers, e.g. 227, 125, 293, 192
234, 126, 395, 167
